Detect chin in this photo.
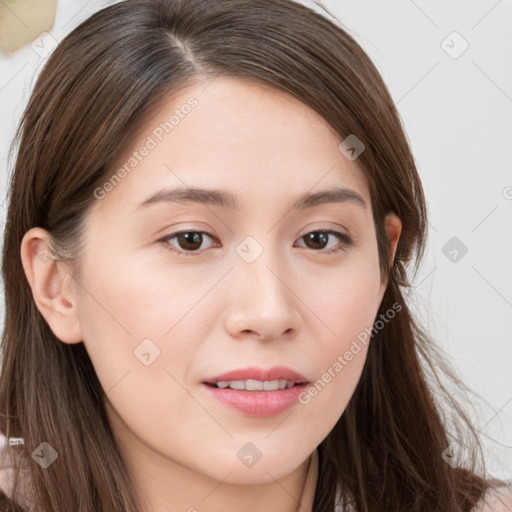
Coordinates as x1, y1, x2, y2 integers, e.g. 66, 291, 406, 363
196, 447, 309, 485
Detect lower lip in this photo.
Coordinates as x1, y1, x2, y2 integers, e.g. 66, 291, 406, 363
202, 383, 308, 417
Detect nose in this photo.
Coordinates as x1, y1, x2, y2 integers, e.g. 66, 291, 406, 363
223, 251, 302, 342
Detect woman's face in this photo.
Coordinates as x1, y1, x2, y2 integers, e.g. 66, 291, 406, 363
46, 77, 400, 484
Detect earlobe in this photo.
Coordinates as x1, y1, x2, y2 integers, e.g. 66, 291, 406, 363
20, 227, 83, 344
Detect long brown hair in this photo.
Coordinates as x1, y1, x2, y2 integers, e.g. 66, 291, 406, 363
0, 0, 507, 510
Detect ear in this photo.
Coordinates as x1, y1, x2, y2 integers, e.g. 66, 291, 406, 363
376, 212, 402, 300
20, 227, 83, 344
385, 212, 402, 266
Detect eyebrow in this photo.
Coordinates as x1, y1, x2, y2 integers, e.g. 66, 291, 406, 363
136, 185, 367, 211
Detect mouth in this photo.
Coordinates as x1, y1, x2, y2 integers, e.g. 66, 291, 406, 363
203, 379, 307, 391
200, 366, 310, 417
201, 365, 309, 390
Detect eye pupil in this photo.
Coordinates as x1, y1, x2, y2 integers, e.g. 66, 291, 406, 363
178, 232, 203, 250
165, 229, 349, 256
304, 232, 328, 249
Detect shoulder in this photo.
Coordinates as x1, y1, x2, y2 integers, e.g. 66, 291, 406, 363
473, 486, 512, 512
0, 432, 18, 498
0, 433, 29, 511
0, 432, 8, 495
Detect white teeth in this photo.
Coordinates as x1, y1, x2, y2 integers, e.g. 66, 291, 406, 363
247, 379, 264, 390
214, 380, 297, 390
228, 380, 245, 390
262, 380, 278, 391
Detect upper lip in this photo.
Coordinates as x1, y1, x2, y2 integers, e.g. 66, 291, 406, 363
202, 366, 308, 384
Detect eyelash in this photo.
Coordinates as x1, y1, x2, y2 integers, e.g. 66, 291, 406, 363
158, 229, 353, 257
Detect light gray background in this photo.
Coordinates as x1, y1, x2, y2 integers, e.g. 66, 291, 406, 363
1, 0, 511, 478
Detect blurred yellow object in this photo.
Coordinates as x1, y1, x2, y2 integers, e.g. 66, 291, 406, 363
0, 0, 57, 54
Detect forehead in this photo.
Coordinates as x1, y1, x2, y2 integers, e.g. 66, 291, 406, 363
93, 76, 370, 214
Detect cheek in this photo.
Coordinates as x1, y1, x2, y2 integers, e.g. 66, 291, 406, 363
296, 294, 376, 442
82, 247, 223, 336
75, 243, 223, 426
74, 252, 177, 392
326, 278, 381, 345
307, 252, 382, 347
75, 260, 200, 451
295, 255, 382, 428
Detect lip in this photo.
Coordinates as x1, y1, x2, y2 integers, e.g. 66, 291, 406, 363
201, 365, 309, 418
202, 365, 308, 384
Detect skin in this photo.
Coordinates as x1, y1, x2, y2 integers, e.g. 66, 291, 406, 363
21, 76, 401, 512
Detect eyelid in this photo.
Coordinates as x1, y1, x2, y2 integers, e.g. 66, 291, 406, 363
158, 230, 219, 256
294, 229, 353, 253
158, 227, 353, 257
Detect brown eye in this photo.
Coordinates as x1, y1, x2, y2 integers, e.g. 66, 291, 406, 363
302, 232, 329, 250
297, 230, 353, 253
159, 229, 352, 257
175, 232, 203, 251
161, 231, 217, 256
